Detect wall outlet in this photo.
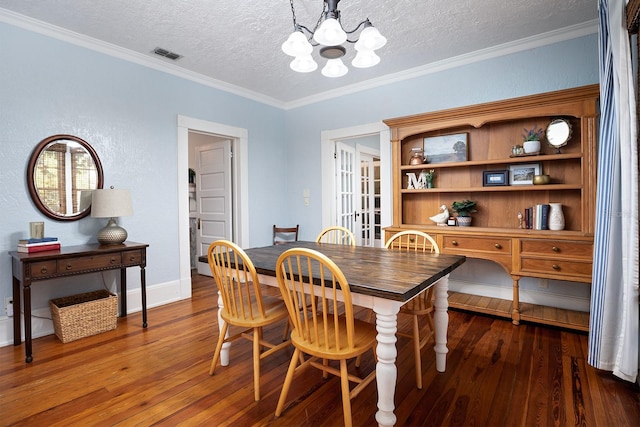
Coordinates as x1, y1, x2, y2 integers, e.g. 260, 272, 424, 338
5, 296, 13, 317
538, 279, 549, 289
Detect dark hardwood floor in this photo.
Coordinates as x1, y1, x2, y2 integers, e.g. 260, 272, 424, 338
0, 273, 638, 426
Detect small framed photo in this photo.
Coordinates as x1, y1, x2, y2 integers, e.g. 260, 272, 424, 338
483, 170, 509, 186
423, 133, 468, 163
509, 163, 541, 185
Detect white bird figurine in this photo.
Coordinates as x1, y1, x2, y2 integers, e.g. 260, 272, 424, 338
429, 204, 449, 226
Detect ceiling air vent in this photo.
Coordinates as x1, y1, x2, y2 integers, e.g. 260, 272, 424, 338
152, 47, 182, 61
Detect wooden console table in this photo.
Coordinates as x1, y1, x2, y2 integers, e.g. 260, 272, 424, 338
9, 241, 149, 363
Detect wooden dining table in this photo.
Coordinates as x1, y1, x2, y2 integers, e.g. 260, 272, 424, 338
217, 241, 466, 427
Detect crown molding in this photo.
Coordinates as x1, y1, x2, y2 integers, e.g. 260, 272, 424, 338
0, 8, 285, 109
2, 8, 597, 111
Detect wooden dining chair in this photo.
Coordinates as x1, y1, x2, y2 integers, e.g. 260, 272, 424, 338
315, 225, 356, 246
385, 230, 440, 390
273, 224, 299, 245
207, 240, 291, 401
274, 248, 377, 427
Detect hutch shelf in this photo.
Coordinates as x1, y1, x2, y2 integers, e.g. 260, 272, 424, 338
383, 84, 599, 332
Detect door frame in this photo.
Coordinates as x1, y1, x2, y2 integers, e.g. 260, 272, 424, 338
320, 122, 391, 233
177, 115, 249, 299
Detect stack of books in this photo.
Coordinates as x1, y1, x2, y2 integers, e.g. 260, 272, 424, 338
17, 237, 61, 253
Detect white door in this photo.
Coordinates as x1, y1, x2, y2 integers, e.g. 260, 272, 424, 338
335, 142, 357, 233
358, 153, 381, 247
196, 140, 232, 257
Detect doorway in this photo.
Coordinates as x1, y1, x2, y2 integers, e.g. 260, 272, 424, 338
321, 122, 391, 247
177, 116, 249, 297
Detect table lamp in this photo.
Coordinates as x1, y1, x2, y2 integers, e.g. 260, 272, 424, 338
91, 187, 133, 245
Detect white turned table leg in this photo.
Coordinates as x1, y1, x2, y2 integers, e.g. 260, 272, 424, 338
217, 290, 231, 366
373, 299, 401, 427
433, 274, 450, 372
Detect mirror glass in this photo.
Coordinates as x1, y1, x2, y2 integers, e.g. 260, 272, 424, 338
545, 119, 572, 152
27, 134, 104, 221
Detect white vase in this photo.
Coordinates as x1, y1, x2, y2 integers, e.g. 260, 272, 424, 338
523, 140, 540, 154
548, 203, 565, 230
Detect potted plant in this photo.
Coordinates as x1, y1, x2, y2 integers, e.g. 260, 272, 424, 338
451, 199, 477, 226
420, 169, 436, 188
522, 124, 544, 154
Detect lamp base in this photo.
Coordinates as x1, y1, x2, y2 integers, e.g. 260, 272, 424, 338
97, 217, 128, 245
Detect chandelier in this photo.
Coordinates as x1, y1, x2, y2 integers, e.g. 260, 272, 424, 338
281, 0, 387, 78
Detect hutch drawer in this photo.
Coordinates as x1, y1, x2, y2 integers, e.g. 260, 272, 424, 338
520, 239, 593, 259
519, 257, 592, 280
442, 235, 511, 255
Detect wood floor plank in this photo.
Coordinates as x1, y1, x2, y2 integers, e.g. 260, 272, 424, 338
0, 273, 637, 426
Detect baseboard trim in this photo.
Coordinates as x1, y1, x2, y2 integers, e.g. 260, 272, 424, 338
0, 279, 185, 348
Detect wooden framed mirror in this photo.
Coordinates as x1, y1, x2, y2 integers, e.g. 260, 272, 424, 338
27, 134, 104, 221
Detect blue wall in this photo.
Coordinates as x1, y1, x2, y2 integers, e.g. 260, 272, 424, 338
0, 19, 598, 326
0, 22, 285, 311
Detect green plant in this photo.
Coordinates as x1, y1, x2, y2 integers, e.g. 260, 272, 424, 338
522, 125, 544, 141
451, 199, 477, 217
424, 169, 436, 181
188, 168, 196, 183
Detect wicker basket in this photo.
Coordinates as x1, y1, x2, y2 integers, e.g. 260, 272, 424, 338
50, 290, 118, 343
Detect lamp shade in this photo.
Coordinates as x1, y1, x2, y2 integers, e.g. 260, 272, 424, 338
321, 58, 348, 78
313, 18, 347, 46
352, 49, 380, 68
282, 30, 313, 57
355, 26, 387, 51
290, 55, 318, 73
91, 188, 133, 218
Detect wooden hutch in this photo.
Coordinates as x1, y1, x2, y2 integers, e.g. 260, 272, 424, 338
383, 84, 599, 332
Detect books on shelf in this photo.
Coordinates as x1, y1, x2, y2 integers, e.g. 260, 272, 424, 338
17, 237, 61, 253
523, 205, 550, 230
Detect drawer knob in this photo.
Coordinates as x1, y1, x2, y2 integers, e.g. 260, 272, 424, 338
65, 263, 72, 270
552, 246, 560, 252
494, 243, 502, 249
110, 257, 117, 264
129, 256, 136, 261
552, 264, 560, 270
41, 267, 48, 274
451, 240, 458, 246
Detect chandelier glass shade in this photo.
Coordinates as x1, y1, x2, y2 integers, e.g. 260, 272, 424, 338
282, 0, 386, 77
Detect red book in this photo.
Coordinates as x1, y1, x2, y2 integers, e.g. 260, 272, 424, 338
17, 243, 61, 253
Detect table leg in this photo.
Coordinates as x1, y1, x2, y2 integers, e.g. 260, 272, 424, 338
433, 274, 450, 372
12, 277, 21, 346
373, 299, 400, 427
120, 268, 127, 318
23, 284, 32, 363
140, 266, 147, 328
217, 290, 231, 366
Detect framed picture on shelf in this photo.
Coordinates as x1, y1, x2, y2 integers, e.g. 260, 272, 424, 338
509, 163, 541, 185
423, 133, 468, 163
482, 170, 509, 186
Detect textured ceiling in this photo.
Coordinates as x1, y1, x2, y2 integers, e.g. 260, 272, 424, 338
0, 0, 598, 106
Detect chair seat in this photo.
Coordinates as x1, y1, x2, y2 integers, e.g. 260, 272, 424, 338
220, 294, 289, 328
291, 317, 377, 360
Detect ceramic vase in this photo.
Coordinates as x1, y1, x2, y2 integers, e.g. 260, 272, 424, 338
523, 139, 540, 154
548, 203, 565, 230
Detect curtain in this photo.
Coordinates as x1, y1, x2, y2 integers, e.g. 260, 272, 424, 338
588, 0, 639, 383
